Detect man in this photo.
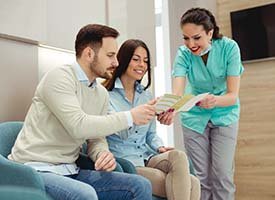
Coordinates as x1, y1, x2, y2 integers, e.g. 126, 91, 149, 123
8, 24, 155, 200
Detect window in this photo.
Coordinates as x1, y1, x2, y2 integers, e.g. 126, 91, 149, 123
154, 0, 174, 146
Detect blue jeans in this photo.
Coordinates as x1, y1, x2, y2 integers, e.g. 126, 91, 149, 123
39, 170, 152, 200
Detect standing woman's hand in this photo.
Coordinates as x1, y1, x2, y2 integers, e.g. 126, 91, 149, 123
156, 76, 186, 125
157, 109, 176, 125
197, 94, 217, 109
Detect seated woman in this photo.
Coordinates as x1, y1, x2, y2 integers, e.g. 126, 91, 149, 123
103, 39, 200, 200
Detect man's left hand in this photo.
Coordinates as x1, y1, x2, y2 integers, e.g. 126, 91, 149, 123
95, 151, 116, 171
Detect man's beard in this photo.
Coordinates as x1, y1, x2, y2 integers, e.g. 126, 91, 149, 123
89, 55, 113, 79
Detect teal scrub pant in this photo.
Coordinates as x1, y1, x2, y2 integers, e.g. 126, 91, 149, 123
182, 121, 238, 200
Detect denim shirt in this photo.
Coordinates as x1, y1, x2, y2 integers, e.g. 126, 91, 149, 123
107, 78, 164, 167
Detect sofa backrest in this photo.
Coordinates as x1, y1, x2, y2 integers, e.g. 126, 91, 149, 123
0, 121, 23, 157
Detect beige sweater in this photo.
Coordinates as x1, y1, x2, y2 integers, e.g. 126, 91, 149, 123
8, 64, 128, 164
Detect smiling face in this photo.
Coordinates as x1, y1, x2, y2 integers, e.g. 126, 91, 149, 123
181, 23, 213, 55
124, 46, 148, 81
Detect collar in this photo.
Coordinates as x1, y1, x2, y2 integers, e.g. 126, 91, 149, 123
114, 78, 144, 94
73, 61, 97, 88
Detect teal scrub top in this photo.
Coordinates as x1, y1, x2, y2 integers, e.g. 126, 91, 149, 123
172, 37, 244, 134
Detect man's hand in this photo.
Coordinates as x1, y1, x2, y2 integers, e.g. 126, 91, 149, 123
158, 146, 174, 153
94, 151, 116, 172
157, 109, 176, 125
130, 99, 157, 125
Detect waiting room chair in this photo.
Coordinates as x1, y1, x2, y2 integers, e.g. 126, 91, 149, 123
0, 121, 159, 199
0, 121, 52, 199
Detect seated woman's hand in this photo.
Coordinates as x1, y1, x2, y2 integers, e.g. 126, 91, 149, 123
157, 109, 176, 125
158, 146, 175, 153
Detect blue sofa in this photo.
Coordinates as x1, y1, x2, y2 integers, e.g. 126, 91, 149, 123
0, 121, 52, 200
0, 121, 165, 200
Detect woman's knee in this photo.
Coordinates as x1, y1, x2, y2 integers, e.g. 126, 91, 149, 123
190, 175, 201, 200
168, 150, 188, 165
190, 174, 201, 191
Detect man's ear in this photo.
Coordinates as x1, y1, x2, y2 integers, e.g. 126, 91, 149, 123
84, 46, 95, 62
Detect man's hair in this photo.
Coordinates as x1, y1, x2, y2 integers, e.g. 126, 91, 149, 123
75, 24, 119, 58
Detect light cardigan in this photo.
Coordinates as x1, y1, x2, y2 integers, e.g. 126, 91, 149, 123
8, 64, 129, 164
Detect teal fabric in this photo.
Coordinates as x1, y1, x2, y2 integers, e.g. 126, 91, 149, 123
0, 121, 45, 191
0, 121, 23, 157
172, 37, 244, 134
0, 155, 45, 191
115, 157, 137, 174
0, 186, 52, 200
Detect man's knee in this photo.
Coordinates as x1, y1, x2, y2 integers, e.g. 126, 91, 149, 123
136, 174, 152, 190
129, 174, 152, 194
74, 184, 98, 200
45, 181, 98, 200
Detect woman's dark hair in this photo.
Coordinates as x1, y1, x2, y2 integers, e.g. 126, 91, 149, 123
180, 8, 222, 39
103, 39, 151, 91
75, 24, 119, 58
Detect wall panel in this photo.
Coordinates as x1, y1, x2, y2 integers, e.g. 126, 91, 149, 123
217, 1, 275, 199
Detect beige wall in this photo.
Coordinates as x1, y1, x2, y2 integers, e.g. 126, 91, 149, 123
0, 38, 38, 121
0, 0, 106, 122
217, 1, 275, 199
108, 0, 156, 65
0, 0, 156, 123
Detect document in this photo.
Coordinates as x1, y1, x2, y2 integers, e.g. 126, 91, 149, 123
156, 93, 209, 114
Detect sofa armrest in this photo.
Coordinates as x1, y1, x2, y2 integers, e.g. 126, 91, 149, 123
115, 157, 137, 174
0, 155, 45, 192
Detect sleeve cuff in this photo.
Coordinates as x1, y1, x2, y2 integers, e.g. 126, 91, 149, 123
124, 111, 133, 127
151, 141, 164, 152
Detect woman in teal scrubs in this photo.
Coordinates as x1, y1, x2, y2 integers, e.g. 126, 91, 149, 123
170, 8, 244, 200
